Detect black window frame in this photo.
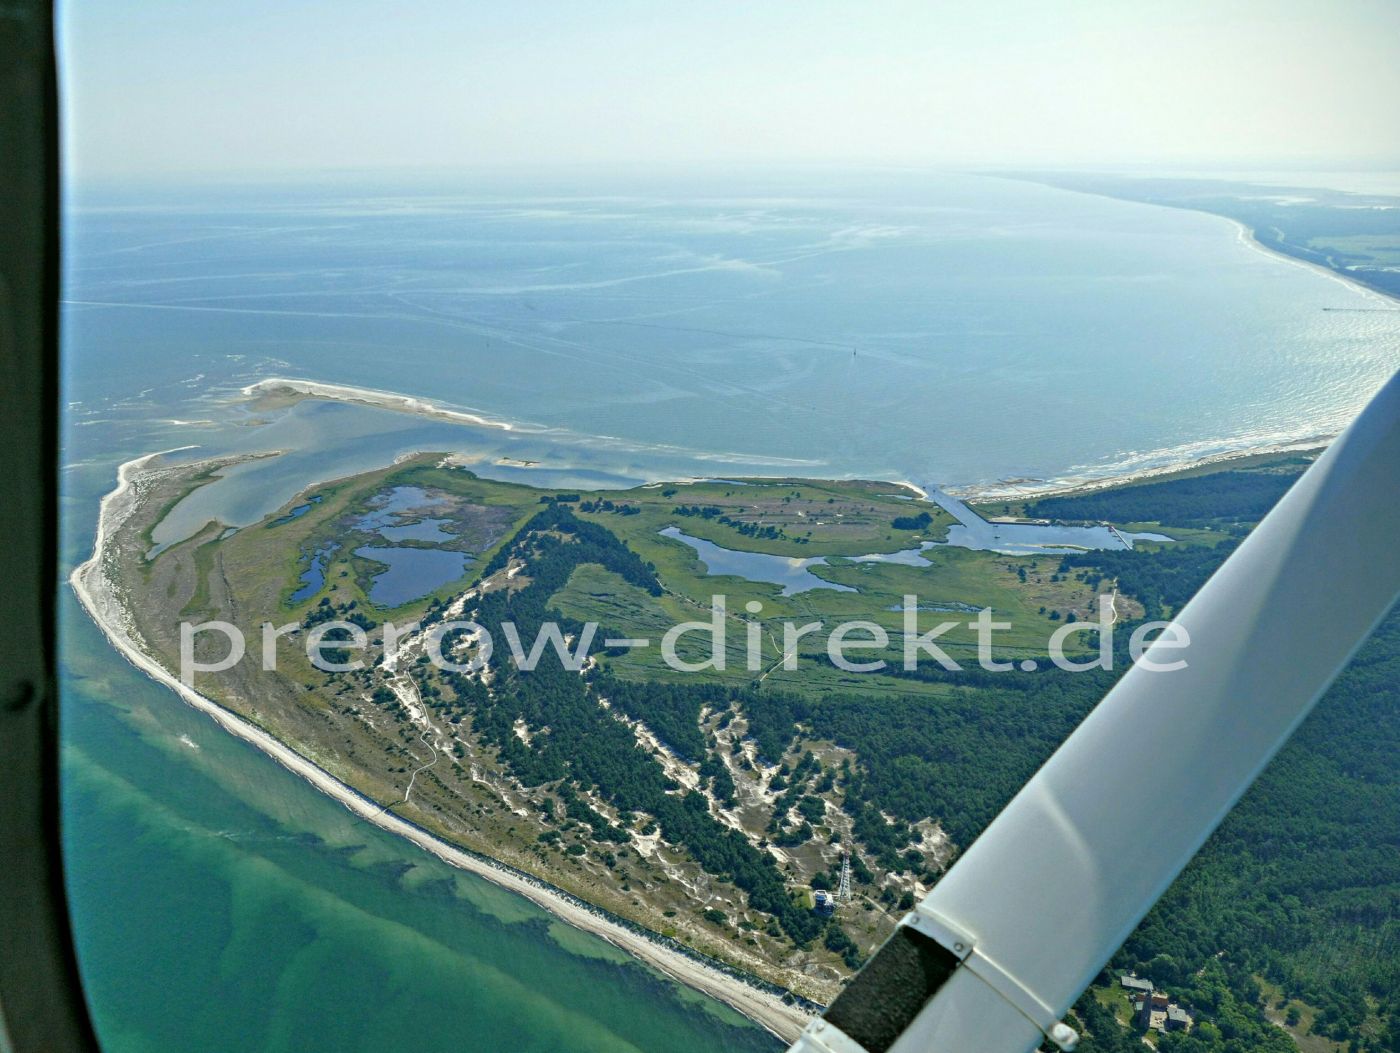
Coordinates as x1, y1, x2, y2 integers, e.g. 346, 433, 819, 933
0, 2, 101, 1048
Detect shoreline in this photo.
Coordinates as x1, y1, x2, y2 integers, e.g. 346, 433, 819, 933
997, 172, 1400, 310
1221, 215, 1400, 310
951, 436, 1332, 503
240, 377, 537, 435
238, 374, 1343, 509
69, 450, 815, 1043
238, 378, 825, 472
952, 172, 1400, 503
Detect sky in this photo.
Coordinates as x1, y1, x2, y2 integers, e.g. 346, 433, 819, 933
60, 0, 1400, 180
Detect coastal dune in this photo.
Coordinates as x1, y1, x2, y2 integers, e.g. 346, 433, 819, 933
69, 449, 813, 1043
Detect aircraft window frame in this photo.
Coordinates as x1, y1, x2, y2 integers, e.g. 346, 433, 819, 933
0, 3, 101, 1049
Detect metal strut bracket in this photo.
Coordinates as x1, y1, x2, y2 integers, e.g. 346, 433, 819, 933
905, 906, 1080, 1051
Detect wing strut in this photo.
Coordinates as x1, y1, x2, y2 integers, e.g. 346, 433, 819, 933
793, 371, 1400, 1053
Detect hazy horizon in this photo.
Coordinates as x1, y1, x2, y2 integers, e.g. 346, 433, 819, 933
61, 0, 1400, 181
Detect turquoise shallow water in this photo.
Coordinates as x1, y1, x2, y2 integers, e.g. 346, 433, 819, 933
58, 170, 1400, 1052
60, 597, 778, 1053
59, 446, 779, 1053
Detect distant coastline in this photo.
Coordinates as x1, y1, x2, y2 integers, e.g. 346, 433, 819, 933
997, 171, 1400, 307
953, 436, 1332, 503
1221, 216, 1400, 308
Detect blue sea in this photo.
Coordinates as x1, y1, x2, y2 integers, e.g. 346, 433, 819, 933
59, 169, 1400, 1052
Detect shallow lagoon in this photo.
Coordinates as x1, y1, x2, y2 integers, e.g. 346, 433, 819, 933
355, 486, 450, 530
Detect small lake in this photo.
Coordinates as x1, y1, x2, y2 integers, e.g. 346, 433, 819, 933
354, 545, 471, 607
659, 527, 857, 596
290, 543, 335, 603
268, 493, 324, 527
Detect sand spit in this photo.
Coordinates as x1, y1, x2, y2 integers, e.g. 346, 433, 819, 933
241, 377, 532, 434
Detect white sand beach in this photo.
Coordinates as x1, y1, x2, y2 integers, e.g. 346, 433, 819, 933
69, 449, 814, 1043
241, 377, 532, 434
